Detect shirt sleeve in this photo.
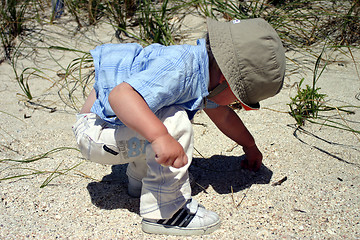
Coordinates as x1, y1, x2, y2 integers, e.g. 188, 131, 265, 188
204, 99, 220, 109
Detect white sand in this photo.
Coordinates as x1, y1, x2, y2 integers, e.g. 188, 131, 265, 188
0, 11, 359, 239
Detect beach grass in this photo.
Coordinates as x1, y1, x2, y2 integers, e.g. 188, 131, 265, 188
288, 45, 359, 137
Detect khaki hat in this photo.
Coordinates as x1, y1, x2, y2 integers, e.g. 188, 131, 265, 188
207, 18, 286, 110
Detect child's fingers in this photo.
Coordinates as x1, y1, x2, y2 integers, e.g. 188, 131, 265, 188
155, 154, 171, 167
241, 159, 249, 169
254, 160, 261, 171
172, 155, 188, 168
155, 154, 187, 168
241, 158, 261, 171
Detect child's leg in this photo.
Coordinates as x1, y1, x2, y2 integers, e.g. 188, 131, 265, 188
126, 158, 148, 198
73, 110, 149, 197
139, 106, 220, 235
72, 113, 147, 166
139, 106, 193, 220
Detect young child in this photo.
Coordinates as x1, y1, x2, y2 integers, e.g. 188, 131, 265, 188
72, 17, 285, 235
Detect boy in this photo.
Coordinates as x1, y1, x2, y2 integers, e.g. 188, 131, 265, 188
73, 18, 285, 235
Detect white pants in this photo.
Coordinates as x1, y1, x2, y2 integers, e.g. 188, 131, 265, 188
72, 106, 193, 219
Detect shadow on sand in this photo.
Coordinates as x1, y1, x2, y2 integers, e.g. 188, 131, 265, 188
86, 155, 273, 213
190, 155, 273, 195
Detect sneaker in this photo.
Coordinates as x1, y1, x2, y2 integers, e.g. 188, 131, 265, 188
127, 173, 195, 198
142, 199, 220, 235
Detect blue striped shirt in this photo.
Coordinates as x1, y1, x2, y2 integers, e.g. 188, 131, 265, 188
90, 39, 211, 125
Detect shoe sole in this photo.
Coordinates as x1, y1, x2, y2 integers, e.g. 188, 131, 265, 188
142, 218, 221, 235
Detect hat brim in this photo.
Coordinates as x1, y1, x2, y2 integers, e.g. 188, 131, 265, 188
227, 84, 260, 110
207, 17, 285, 110
238, 100, 260, 111
207, 18, 253, 106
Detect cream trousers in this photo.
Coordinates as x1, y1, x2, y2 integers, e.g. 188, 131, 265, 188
72, 106, 193, 219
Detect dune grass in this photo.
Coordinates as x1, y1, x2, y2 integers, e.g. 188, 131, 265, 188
0, 0, 30, 61
0, 147, 99, 188
288, 45, 360, 137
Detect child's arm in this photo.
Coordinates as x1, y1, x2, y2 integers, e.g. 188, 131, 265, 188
80, 88, 96, 114
204, 105, 263, 171
108, 82, 188, 168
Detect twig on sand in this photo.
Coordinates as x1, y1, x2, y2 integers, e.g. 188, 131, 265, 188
271, 176, 288, 186
194, 182, 208, 194
231, 186, 251, 209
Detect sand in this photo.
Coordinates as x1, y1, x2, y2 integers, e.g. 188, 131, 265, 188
0, 10, 359, 239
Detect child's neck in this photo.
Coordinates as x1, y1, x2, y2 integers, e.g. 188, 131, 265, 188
208, 57, 222, 91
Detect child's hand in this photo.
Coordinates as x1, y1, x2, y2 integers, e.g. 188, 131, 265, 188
241, 145, 263, 171
151, 133, 188, 168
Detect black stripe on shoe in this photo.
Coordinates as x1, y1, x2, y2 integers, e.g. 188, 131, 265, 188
158, 208, 182, 225
179, 212, 195, 227
156, 200, 194, 227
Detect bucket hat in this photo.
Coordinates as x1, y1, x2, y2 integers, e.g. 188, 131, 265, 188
207, 17, 286, 110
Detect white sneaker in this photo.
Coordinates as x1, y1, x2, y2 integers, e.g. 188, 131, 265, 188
142, 199, 221, 235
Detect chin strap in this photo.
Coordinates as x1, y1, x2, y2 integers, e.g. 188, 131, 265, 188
206, 81, 229, 99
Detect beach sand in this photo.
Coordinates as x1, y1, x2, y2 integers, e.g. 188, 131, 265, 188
0, 11, 359, 239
